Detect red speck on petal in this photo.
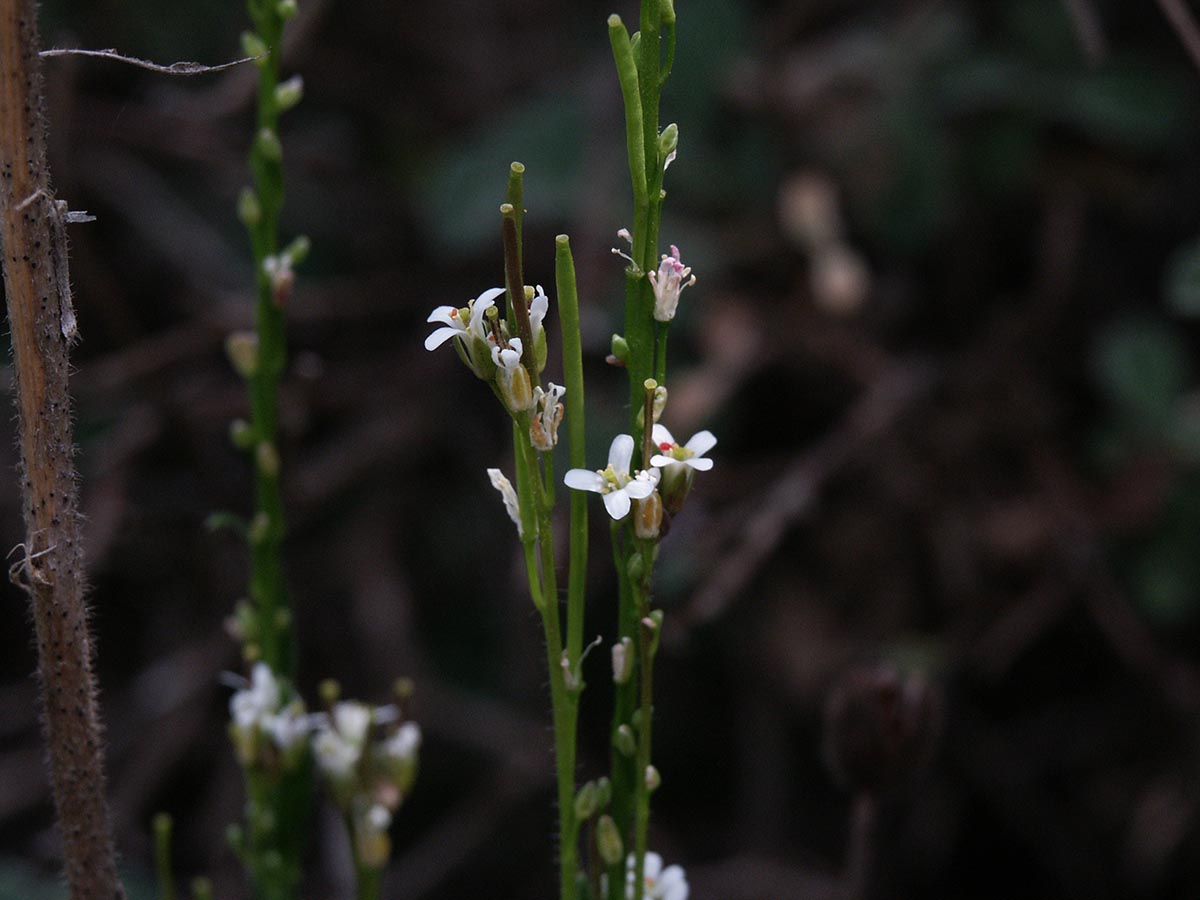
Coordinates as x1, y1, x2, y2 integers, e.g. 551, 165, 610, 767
659, 442, 674, 452
450, 309, 459, 318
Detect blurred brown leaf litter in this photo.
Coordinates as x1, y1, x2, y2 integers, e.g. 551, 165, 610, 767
7, 0, 1200, 897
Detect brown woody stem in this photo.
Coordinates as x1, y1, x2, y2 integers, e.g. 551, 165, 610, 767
0, 2, 124, 898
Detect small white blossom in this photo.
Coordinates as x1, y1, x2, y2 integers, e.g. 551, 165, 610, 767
490, 335, 523, 370
386, 722, 422, 763
564, 434, 660, 520
332, 701, 373, 746
312, 701, 372, 778
528, 285, 549, 340
230, 662, 281, 730
627, 852, 689, 900
649, 425, 715, 474
366, 803, 392, 832
647, 245, 695, 322
424, 287, 502, 352
531, 382, 566, 451
265, 704, 312, 752
487, 468, 523, 538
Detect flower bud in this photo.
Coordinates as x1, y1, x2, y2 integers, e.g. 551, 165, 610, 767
498, 361, 533, 413
658, 464, 694, 516
658, 123, 679, 162
256, 442, 281, 478
610, 334, 630, 365
255, 127, 283, 163
241, 32, 269, 64
190, 877, 214, 900
612, 637, 634, 684
595, 776, 612, 810
248, 512, 271, 545
645, 765, 661, 792
615, 724, 637, 758
596, 814, 624, 866
574, 781, 599, 821
652, 385, 668, 423
275, 75, 304, 112
319, 678, 342, 706
237, 187, 262, 227
284, 234, 311, 267
229, 419, 255, 450
633, 491, 663, 540
277, 0, 298, 20
225, 331, 259, 379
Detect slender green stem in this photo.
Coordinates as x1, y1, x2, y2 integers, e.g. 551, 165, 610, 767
153, 813, 176, 900
555, 235, 588, 662
654, 324, 669, 386
354, 863, 380, 900
631, 542, 656, 900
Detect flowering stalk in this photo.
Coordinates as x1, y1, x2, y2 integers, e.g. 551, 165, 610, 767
229, 1, 310, 896
605, 3, 687, 899
501, 188, 584, 900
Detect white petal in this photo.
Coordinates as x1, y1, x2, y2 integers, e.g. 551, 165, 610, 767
608, 434, 635, 474
686, 457, 713, 471
642, 853, 664, 880
426, 305, 461, 326
475, 286, 506, 305
651, 424, 674, 447
564, 469, 606, 492
684, 430, 717, 457
624, 478, 657, 500
425, 326, 462, 351
649, 454, 674, 469
602, 489, 631, 520
529, 290, 549, 328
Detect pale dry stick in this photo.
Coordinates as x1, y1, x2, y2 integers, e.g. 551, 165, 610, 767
0, 1, 125, 898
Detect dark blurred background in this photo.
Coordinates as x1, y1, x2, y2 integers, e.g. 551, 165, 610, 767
5, 0, 1200, 897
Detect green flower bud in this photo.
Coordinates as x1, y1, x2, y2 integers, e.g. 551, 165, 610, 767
274, 75, 304, 113
229, 419, 255, 450
596, 815, 624, 867
241, 31, 269, 64
595, 777, 612, 810
284, 234, 311, 266
615, 724, 637, 758
237, 187, 262, 227
190, 877, 214, 900
645, 764, 661, 792
225, 331, 259, 379
256, 442, 281, 478
610, 334, 630, 364
574, 781, 599, 821
277, 0, 298, 19
658, 123, 679, 163
256, 128, 283, 163
248, 512, 271, 545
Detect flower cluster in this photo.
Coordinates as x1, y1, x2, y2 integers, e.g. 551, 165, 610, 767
601, 852, 689, 900
227, 662, 310, 773
564, 426, 715, 529
425, 285, 551, 413
311, 701, 421, 870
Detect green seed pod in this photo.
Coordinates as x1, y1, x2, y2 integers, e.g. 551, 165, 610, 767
574, 781, 599, 821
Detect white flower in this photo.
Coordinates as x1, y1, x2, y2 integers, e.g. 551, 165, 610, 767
626, 852, 689, 900
490, 335, 523, 370
365, 803, 392, 832
649, 425, 715, 473
528, 285, 549, 339
564, 434, 660, 520
424, 287, 502, 352
530, 382, 566, 451
229, 662, 280, 730
332, 701, 373, 746
385, 722, 422, 763
312, 701, 373, 778
487, 468, 523, 538
264, 704, 312, 752
647, 245, 695, 322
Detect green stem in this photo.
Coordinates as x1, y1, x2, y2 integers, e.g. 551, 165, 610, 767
631, 542, 656, 900
354, 864, 380, 900
654, 324, 669, 386
153, 813, 176, 900
555, 235, 588, 662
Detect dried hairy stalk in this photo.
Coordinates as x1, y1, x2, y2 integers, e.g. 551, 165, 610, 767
0, 1, 124, 898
